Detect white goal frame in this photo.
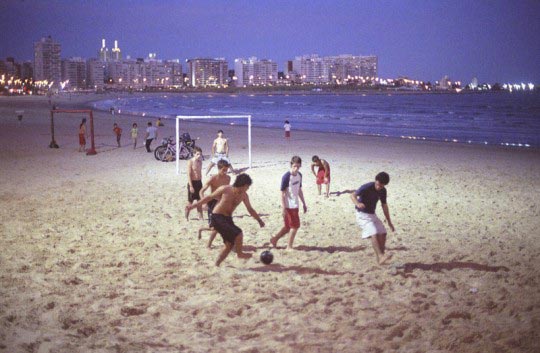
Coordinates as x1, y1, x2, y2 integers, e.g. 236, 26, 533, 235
175, 115, 252, 175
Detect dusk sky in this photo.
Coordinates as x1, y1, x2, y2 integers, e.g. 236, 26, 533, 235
1, 0, 539, 83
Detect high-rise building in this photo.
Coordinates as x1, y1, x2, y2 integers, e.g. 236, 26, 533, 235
234, 57, 278, 86
111, 40, 122, 61
21, 61, 33, 80
98, 39, 110, 62
86, 59, 105, 90
61, 57, 87, 90
292, 55, 329, 84
34, 36, 61, 85
360, 55, 377, 78
186, 58, 228, 87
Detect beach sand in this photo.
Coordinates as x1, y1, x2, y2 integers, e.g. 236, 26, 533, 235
1, 94, 539, 353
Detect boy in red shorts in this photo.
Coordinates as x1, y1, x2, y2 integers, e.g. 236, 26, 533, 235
270, 156, 308, 250
311, 155, 331, 198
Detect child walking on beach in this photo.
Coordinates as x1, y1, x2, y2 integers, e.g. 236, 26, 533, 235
78, 118, 87, 152
186, 173, 265, 266
197, 159, 231, 248
311, 155, 331, 197
271, 156, 308, 250
186, 146, 204, 220
131, 123, 138, 149
284, 120, 291, 140
350, 172, 395, 265
113, 123, 122, 147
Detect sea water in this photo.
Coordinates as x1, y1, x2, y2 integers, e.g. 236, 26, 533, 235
94, 92, 540, 148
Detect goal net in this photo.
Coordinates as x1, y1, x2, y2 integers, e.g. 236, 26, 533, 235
175, 115, 252, 175
49, 109, 97, 155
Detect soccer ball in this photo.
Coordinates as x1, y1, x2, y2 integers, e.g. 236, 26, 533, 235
260, 250, 274, 265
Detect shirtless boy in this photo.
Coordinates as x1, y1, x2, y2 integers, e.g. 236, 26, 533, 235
198, 159, 231, 248
185, 146, 204, 220
350, 172, 395, 265
270, 156, 308, 250
311, 155, 331, 198
186, 174, 265, 266
205, 130, 234, 175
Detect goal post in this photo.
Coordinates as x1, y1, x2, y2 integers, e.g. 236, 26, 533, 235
175, 115, 252, 175
49, 109, 97, 155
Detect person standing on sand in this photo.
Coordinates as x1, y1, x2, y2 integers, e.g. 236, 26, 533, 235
186, 146, 204, 220
350, 172, 395, 265
78, 118, 87, 152
131, 123, 138, 149
284, 120, 291, 141
144, 121, 158, 152
311, 155, 331, 198
270, 156, 308, 250
186, 173, 265, 266
205, 130, 235, 175
197, 159, 231, 248
113, 123, 122, 147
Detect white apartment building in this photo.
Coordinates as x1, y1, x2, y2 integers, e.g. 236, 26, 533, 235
234, 57, 278, 86
34, 36, 61, 85
289, 54, 378, 84
186, 58, 228, 87
86, 59, 105, 90
61, 57, 87, 89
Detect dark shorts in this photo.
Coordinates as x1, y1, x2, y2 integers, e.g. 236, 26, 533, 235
187, 180, 203, 202
211, 214, 242, 245
207, 199, 218, 226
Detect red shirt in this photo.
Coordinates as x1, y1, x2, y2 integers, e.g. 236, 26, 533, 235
113, 127, 122, 136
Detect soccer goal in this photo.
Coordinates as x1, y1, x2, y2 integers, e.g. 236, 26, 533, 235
49, 109, 97, 155
175, 115, 252, 174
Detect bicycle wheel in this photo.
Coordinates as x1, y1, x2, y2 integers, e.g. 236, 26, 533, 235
154, 145, 167, 161
179, 145, 191, 160
163, 149, 175, 162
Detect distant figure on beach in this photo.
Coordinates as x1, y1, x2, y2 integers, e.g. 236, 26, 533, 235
350, 172, 395, 265
78, 118, 87, 152
206, 130, 234, 175
144, 121, 158, 152
270, 156, 308, 250
284, 120, 291, 140
113, 123, 122, 147
311, 155, 331, 198
186, 146, 204, 220
186, 173, 265, 266
131, 123, 138, 149
110, 107, 115, 116
156, 118, 164, 127
197, 159, 231, 248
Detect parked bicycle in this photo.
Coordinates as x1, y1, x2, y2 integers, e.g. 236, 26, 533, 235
154, 133, 197, 162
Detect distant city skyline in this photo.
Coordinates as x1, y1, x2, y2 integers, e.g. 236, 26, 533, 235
1, 0, 539, 83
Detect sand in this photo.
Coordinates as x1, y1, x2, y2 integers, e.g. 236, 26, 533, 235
0, 94, 539, 353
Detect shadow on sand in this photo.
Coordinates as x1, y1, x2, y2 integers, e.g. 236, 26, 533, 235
294, 245, 366, 253
392, 261, 510, 278
247, 264, 354, 276
330, 189, 356, 197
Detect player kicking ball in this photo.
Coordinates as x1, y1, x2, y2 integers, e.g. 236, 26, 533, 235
350, 172, 395, 265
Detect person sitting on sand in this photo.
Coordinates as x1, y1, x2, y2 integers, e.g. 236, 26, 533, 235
186, 173, 265, 266
270, 156, 308, 250
311, 155, 331, 198
205, 130, 235, 175
186, 146, 204, 220
197, 159, 231, 248
350, 172, 395, 265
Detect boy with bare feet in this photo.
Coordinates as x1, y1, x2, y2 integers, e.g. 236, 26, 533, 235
186, 174, 265, 266
185, 146, 204, 220
350, 172, 395, 265
270, 156, 308, 250
198, 159, 231, 248
206, 130, 235, 175
311, 155, 331, 198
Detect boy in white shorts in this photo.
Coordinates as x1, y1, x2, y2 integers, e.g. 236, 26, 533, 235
350, 172, 395, 265
206, 130, 235, 175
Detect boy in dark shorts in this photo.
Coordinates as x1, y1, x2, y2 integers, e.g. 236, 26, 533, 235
185, 146, 204, 220
186, 174, 265, 266
350, 172, 395, 265
197, 159, 231, 248
270, 156, 308, 250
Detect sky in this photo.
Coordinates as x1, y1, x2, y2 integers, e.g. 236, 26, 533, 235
1, 0, 539, 83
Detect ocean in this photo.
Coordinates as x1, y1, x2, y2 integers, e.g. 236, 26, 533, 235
93, 92, 540, 148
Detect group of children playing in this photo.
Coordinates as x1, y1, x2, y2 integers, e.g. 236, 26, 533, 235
185, 129, 395, 267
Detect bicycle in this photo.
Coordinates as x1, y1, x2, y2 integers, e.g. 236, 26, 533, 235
154, 135, 197, 162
